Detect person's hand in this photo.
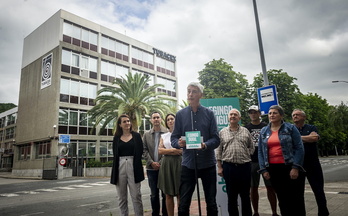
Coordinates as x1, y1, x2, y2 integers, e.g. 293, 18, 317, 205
151, 162, 160, 170
263, 172, 270, 180
172, 148, 183, 155
179, 137, 186, 148
217, 167, 223, 177
290, 168, 299, 179
201, 143, 207, 150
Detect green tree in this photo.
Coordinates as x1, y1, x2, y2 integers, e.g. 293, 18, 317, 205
251, 69, 304, 121
88, 72, 175, 133
297, 93, 331, 154
198, 58, 251, 124
328, 102, 348, 154
0, 103, 17, 113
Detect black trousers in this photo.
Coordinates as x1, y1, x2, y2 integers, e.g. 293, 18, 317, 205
268, 164, 306, 216
304, 158, 329, 216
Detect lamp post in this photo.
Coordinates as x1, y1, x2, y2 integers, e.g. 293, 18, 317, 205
332, 80, 348, 83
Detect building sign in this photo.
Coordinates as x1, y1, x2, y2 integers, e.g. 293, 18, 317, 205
41, 53, 53, 89
153, 48, 176, 62
257, 85, 279, 115
201, 97, 240, 131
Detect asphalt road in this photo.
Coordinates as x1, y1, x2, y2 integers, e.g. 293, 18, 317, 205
0, 155, 347, 216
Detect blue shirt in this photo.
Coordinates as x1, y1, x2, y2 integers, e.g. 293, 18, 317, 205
171, 105, 220, 169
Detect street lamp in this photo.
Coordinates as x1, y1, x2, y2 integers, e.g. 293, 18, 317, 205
332, 80, 348, 83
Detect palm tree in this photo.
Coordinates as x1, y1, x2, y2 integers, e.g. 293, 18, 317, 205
88, 71, 175, 133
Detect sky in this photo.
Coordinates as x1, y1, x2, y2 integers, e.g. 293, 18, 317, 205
0, 0, 347, 107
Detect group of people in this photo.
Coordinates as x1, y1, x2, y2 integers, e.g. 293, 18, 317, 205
110, 81, 330, 216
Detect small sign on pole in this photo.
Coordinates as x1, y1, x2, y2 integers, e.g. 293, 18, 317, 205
257, 85, 279, 115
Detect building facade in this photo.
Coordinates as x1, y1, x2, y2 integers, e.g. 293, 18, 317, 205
13, 9, 177, 179
0, 107, 17, 170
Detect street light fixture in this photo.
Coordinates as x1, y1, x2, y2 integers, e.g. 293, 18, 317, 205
332, 80, 348, 83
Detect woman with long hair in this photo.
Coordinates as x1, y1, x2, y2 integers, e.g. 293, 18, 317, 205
157, 113, 182, 216
110, 114, 145, 216
258, 105, 305, 216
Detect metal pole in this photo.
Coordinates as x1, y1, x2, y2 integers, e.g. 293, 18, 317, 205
194, 149, 202, 216
253, 0, 269, 86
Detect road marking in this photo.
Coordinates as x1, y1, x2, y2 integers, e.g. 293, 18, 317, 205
20, 212, 45, 216
72, 185, 93, 188
35, 189, 59, 192
77, 200, 111, 207
54, 187, 76, 190
0, 193, 19, 197
56, 179, 86, 184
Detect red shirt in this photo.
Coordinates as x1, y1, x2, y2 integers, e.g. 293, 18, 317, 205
268, 130, 285, 164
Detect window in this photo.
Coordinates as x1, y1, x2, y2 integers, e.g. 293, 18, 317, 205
5, 127, 15, 139
132, 47, 154, 69
58, 108, 96, 135
101, 60, 129, 82
36, 142, 51, 159
63, 21, 98, 51
19, 144, 31, 160
156, 57, 175, 76
157, 76, 176, 96
101, 35, 129, 61
60, 78, 97, 106
61, 49, 98, 79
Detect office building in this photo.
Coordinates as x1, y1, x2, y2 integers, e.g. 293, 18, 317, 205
13, 9, 177, 179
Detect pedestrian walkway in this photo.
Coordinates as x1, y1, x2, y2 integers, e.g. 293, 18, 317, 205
141, 181, 348, 216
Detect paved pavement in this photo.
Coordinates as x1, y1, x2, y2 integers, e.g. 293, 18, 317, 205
1, 160, 348, 216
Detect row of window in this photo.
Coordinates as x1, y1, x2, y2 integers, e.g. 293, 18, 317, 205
63, 21, 98, 52
62, 21, 175, 77
0, 127, 16, 141
60, 78, 97, 106
0, 113, 17, 128
18, 140, 114, 160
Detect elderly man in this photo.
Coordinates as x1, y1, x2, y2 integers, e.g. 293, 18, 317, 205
216, 108, 255, 216
171, 82, 220, 216
292, 109, 329, 216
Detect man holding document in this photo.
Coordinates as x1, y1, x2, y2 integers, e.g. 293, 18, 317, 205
171, 82, 220, 216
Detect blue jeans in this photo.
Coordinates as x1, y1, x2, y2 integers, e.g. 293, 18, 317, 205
223, 162, 252, 216
147, 169, 167, 216
178, 165, 218, 216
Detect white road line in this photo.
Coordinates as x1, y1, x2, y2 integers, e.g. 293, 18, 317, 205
35, 189, 59, 192
0, 193, 19, 197
89, 183, 107, 186
20, 212, 45, 216
54, 187, 76, 190
77, 200, 111, 207
72, 185, 93, 188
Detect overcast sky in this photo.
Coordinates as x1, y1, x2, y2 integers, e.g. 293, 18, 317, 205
1, 0, 347, 107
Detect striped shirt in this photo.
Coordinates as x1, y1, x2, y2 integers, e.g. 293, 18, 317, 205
216, 125, 254, 164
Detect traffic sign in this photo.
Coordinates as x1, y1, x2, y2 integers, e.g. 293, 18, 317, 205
59, 158, 67, 166
59, 134, 70, 143
257, 85, 279, 115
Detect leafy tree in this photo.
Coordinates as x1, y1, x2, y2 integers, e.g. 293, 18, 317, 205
0, 103, 17, 113
198, 58, 251, 124
88, 72, 175, 133
251, 69, 304, 121
328, 102, 348, 154
297, 93, 331, 154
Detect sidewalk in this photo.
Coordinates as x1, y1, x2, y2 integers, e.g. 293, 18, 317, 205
1, 171, 348, 215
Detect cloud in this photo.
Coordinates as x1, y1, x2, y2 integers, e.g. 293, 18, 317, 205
0, 0, 347, 106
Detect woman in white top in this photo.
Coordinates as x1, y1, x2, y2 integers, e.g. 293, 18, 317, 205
157, 113, 182, 216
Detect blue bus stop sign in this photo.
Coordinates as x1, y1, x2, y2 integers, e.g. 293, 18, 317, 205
59, 134, 70, 144
257, 85, 279, 115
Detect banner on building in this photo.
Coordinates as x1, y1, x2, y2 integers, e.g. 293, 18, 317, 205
201, 97, 240, 131
41, 53, 53, 89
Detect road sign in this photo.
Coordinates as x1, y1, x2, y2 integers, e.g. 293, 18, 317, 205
59, 134, 70, 144
59, 158, 67, 166
257, 85, 279, 115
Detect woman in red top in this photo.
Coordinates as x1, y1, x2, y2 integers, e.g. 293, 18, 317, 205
258, 105, 305, 216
